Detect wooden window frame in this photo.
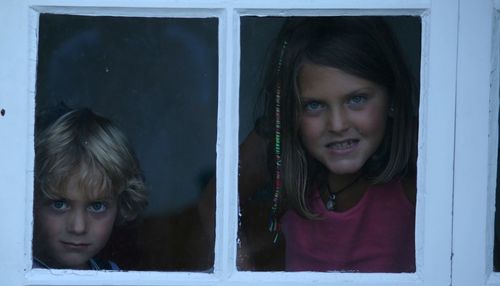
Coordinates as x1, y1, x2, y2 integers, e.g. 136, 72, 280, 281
452, 0, 500, 286
0, 0, 466, 285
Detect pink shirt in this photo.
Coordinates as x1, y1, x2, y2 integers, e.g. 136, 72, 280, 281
280, 179, 415, 272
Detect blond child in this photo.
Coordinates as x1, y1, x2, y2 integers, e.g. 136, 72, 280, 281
33, 108, 148, 270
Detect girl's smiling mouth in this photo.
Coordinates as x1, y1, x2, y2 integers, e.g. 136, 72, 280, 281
326, 139, 360, 153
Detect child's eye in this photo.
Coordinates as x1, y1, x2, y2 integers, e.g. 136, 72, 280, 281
347, 95, 368, 107
88, 202, 107, 213
303, 101, 325, 112
51, 200, 69, 211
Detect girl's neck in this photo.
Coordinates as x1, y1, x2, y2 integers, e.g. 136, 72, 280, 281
321, 171, 367, 212
327, 171, 364, 192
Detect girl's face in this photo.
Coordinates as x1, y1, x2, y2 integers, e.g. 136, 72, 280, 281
34, 175, 118, 269
298, 63, 389, 176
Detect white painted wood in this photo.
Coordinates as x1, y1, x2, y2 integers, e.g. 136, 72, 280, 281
452, 0, 496, 285
236, 9, 425, 17
454, 0, 500, 286
488, 13, 500, 284
32, 6, 224, 18
0, 0, 463, 285
214, 7, 240, 279
26, 0, 430, 10
487, 11, 500, 286
0, 0, 34, 285
415, 0, 457, 285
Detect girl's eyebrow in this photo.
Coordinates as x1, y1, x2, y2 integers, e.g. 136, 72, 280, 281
300, 87, 375, 99
300, 95, 321, 100
346, 87, 377, 95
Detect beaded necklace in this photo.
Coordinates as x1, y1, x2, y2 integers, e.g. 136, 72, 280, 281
268, 40, 288, 243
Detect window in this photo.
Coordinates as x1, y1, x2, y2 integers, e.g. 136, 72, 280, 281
0, 0, 490, 285
237, 15, 421, 272
34, 13, 218, 271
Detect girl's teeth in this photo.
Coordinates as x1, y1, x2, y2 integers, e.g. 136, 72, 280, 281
330, 140, 356, 150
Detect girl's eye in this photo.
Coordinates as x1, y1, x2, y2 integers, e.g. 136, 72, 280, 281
347, 95, 368, 107
51, 200, 69, 211
304, 101, 325, 112
88, 202, 107, 213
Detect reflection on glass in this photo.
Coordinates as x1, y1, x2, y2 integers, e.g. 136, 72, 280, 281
34, 14, 218, 271
237, 16, 421, 272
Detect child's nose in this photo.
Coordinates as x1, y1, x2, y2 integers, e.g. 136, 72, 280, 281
67, 210, 88, 234
328, 108, 349, 133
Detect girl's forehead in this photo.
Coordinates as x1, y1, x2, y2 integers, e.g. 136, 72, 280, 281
298, 63, 385, 95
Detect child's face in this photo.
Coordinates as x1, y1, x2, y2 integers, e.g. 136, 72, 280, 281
34, 176, 118, 269
298, 63, 389, 176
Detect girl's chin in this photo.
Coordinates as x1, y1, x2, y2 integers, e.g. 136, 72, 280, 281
329, 170, 360, 177
325, 163, 363, 175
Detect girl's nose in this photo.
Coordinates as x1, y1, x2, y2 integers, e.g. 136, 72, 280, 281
328, 108, 349, 133
67, 210, 88, 234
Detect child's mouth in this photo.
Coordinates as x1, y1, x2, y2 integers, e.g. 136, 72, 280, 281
62, 241, 90, 250
326, 139, 359, 151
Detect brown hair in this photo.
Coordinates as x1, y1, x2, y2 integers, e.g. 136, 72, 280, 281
262, 17, 418, 218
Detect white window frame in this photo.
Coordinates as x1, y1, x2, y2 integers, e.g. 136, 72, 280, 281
0, 0, 462, 285
452, 0, 500, 286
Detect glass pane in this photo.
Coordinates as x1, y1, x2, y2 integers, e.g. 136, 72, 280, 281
33, 14, 217, 271
237, 16, 421, 272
